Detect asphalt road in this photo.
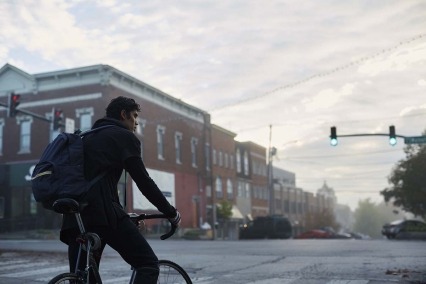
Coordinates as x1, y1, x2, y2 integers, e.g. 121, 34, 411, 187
1, 238, 426, 283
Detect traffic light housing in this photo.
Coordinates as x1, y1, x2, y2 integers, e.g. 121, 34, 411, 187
53, 109, 63, 130
330, 126, 338, 146
389, 125, 397, 146
8, 93, 21, 117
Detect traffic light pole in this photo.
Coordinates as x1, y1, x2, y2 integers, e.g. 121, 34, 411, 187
1, 99, 61, 124
335, 133, 406, 139
330, 127, 426, 145
10, 108, 52, 122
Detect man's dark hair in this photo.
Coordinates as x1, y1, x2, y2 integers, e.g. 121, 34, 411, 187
106, 96, 141, 119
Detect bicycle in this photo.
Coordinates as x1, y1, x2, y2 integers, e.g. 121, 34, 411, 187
47, 198, 192, 284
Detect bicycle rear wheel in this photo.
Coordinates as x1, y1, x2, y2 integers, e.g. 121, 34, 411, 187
158, 260, 192, 284
48, 272, 83, 284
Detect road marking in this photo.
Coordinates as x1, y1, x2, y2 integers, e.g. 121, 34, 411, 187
2, 265, 69, 278
0, 261, 50, 271
0, 259, 28, 268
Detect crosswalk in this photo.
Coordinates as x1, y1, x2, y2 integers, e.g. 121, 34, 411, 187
0, 256, 132, 283
0, 254, 403, 284
0, 258, 67, 283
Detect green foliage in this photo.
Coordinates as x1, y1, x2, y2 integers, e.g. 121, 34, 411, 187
183, 229, 201, 240
216, 200, 233, 221
381, 142, 426, 217
353, 199, 405, 238
303, 208, 340, 231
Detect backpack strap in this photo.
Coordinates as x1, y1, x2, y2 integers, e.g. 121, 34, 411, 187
89, 171, 109, 188
82, 125, 115, 186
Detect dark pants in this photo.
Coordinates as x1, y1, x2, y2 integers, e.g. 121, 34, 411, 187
66, 216, 159, 284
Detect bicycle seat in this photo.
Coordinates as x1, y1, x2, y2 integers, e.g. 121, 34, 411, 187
52, 198, 87, 214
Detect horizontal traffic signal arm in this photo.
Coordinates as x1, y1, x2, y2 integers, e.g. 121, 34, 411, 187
335, 133, 406, 139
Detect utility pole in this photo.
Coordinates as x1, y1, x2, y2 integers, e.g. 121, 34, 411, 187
267, 125, 275, 215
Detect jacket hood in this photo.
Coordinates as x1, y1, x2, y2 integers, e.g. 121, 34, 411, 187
92, 117, 128, 130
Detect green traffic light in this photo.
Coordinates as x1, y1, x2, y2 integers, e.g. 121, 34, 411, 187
389, 125, 396, 146
330, 126, 338, 146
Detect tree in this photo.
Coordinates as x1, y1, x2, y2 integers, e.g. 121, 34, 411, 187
381, 139, 426, 217
216, 200, 233, 239
303, 208, 340, 232
216, 200, 233, 221
353, 199, 405, 238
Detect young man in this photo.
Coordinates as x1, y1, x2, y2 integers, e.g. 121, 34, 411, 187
60, 96, 181, 283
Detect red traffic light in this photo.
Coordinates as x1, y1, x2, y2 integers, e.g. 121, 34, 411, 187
8, 93, 21, 117
53, 108, 63, 130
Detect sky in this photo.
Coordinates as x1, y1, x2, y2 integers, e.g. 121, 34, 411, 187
1, 0, 425, 211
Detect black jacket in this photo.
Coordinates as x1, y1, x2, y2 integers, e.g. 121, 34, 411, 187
60, 117, 176, 241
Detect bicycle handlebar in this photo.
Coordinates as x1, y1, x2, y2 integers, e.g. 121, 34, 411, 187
130, 213, 177, 240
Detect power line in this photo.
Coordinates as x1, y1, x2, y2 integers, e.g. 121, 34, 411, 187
207, 33, 426, 112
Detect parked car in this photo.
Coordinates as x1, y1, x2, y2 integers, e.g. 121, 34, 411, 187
294, 229, 333, 239
294, 227, 352, 239
239, 215, 292, 239
382, 219, 426, 240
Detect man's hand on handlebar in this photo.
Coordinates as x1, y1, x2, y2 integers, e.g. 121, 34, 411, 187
168, 210, 181, 228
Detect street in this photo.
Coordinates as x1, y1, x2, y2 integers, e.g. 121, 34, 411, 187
1, 238, 425, 283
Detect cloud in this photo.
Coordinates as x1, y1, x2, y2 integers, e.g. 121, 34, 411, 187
302, 83, 355, 112
1, 0, 426, 211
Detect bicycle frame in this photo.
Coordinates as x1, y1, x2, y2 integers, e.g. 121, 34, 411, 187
50, 198, 184, 284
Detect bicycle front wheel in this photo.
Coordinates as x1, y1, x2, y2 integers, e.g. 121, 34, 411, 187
48, 272, 83, 284
158, 260, 192, 284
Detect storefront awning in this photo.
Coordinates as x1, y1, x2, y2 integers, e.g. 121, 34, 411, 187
216, 203, 244, 220
231, 205, 244, 220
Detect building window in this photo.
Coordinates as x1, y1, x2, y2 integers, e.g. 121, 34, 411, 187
76, 107, 94, 132
45, 111, 60, 141
245, 182, 251, 198
227, 179, 233, 200
175, 132, 182, 164
230, 154, 234, 169
237, 181, 244, 197
136, 119, 146, 136
157, 125, 166, 160
218, 151, 223, 167
212, 149, 217, 165
191, 137, 198, 168
205, 143, 211, 171
244, 151, 249, 175
17, 116, 33, 154
224, 153, 229, 168
215, 177, 223, 198
0, 119, 4, 155
236, 149, 241, 173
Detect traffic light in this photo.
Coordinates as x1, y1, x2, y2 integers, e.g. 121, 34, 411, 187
389, 125, 397, 146
53, 109, 63, 130
330, 126, 338, 146
8, 93, 21, 117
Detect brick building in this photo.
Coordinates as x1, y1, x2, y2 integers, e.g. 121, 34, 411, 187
0, 63, 212, 232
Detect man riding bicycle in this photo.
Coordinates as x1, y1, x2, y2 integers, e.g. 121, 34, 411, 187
59, 96, 181, 284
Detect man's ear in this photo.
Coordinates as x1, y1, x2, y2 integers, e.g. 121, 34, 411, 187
120, 110, 127, 121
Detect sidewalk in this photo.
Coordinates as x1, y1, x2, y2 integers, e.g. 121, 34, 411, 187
0, 229, 60, 240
